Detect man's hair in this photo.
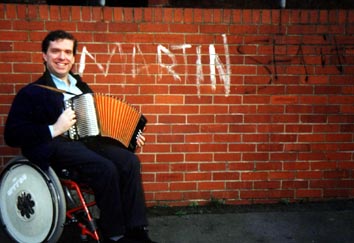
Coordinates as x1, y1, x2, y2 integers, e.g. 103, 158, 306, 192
41, 30, 78, 55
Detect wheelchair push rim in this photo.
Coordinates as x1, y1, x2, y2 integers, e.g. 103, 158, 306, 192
0, 157, 66, 243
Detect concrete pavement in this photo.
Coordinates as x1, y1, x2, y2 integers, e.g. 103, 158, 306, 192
148, 208, 354, 243
1, 200, 353, 243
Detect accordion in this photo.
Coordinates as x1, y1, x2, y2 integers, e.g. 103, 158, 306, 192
64, 93, 147, 152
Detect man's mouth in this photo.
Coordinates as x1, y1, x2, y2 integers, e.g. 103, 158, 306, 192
56, 63, 68, 66
55, 62, 69, 69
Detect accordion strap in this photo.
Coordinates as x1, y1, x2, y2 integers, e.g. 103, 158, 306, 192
35, 84, 76, 95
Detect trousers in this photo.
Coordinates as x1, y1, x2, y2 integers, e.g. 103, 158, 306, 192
49, 136, 148, 237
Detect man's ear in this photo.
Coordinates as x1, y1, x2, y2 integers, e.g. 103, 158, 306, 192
42, 53, 47, 62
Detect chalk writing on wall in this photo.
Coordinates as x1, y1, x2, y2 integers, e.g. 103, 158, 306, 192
78, 33, 351, 97
78, 34, 232, 97
237, 34, 349, 85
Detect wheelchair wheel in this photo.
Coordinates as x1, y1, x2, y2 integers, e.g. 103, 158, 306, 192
0, 156, 66, 243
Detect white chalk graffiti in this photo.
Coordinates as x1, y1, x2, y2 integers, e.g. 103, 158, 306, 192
78, 34, 231, 96
132, 44, 150, 78
196, 45, 204, 97
157, 44, 182, 82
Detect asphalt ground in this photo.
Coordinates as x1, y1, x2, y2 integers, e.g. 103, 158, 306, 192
1, 200, 353, 243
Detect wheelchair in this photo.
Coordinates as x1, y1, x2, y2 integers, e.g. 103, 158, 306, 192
0, 156, 101, 243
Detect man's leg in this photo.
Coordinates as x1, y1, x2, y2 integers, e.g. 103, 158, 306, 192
49, 137, 126, 237
83, 138, 156, 242
83, 138, 149, 229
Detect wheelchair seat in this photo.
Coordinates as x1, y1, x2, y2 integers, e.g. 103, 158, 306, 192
0, 156, 100, 243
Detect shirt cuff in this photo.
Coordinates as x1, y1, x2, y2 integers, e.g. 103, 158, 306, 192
48, 125, 54, 138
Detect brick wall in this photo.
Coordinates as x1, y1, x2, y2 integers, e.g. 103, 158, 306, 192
0, 4, 353, 206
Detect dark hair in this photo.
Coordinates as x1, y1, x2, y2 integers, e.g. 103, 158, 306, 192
41, 30, 78, 55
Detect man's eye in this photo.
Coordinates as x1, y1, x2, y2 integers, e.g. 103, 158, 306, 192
50, 49, 72, 55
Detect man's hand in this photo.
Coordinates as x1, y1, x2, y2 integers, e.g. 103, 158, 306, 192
52, 108, 76, 137
136, 134, 146, 148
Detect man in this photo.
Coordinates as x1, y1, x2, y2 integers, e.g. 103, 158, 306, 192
4, 30, 156, 243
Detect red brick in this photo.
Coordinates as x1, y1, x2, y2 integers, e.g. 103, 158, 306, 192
173, 8, 183, 23
324, 170, 351, 179
185, 172, 211, 181
162, 8, 173, 23
155, 192, 183, 201
0, 31, 28, 41
241, 172, 268, 181
243, 134, 269, 143
144, 182, 169, 192
170, 164, 198, 172
171, 182, 197, 191
185, 153, 213, 162
198, 182, 225, 190
185, 134, 212, 143
269, 172, 296, 180
152, 8, 163, 23
38, 5, 48, 20
254, 181, 280, 189
241, 190, 293, 199
213, 172, 239, 180
283, 181, 308, 189
297, 171, 323, 180
156, 153, 184, 162
140, 23, 169, 32
155, 95, 184, 104
229, 144, 256, 154
324, 189, 352, 198
170, 23, 198, 33
296, 189, 322, 198
226, 181, 252, 189
4, 4, 17, 19
156, 172, 183, 182
143, 8, 154, 23
183, 191, 211, 201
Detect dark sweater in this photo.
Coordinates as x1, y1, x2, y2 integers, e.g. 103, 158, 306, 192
4, 70, 92, 168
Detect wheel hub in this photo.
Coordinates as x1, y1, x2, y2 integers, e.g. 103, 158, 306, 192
17, 192, 35, 219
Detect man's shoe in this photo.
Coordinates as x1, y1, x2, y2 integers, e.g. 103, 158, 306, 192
125, 226, 157, 243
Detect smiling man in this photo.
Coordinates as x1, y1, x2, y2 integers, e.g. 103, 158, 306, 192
4, 30, 156, 243
42, 37, 75, 82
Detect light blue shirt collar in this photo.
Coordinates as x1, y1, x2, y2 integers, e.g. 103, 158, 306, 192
50, 73, 82, 100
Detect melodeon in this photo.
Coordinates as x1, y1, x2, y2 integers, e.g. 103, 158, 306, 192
64, 93, 147, 152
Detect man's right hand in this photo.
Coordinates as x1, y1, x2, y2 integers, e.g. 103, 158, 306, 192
52, 108, 76, 137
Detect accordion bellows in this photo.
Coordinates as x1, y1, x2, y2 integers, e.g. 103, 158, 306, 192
64, 93, 147, 152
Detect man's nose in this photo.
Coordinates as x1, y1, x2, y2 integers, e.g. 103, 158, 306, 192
59, 51, 66, 59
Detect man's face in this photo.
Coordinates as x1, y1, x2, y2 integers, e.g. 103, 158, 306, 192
42, 38, 75, 79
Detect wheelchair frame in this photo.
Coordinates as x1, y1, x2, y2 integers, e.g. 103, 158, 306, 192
60, 178, 100, 242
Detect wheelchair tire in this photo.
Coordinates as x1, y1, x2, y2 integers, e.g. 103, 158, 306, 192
0, 156, 66, 243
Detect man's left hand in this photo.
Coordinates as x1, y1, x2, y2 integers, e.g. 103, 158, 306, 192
137, 134, 146, 147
